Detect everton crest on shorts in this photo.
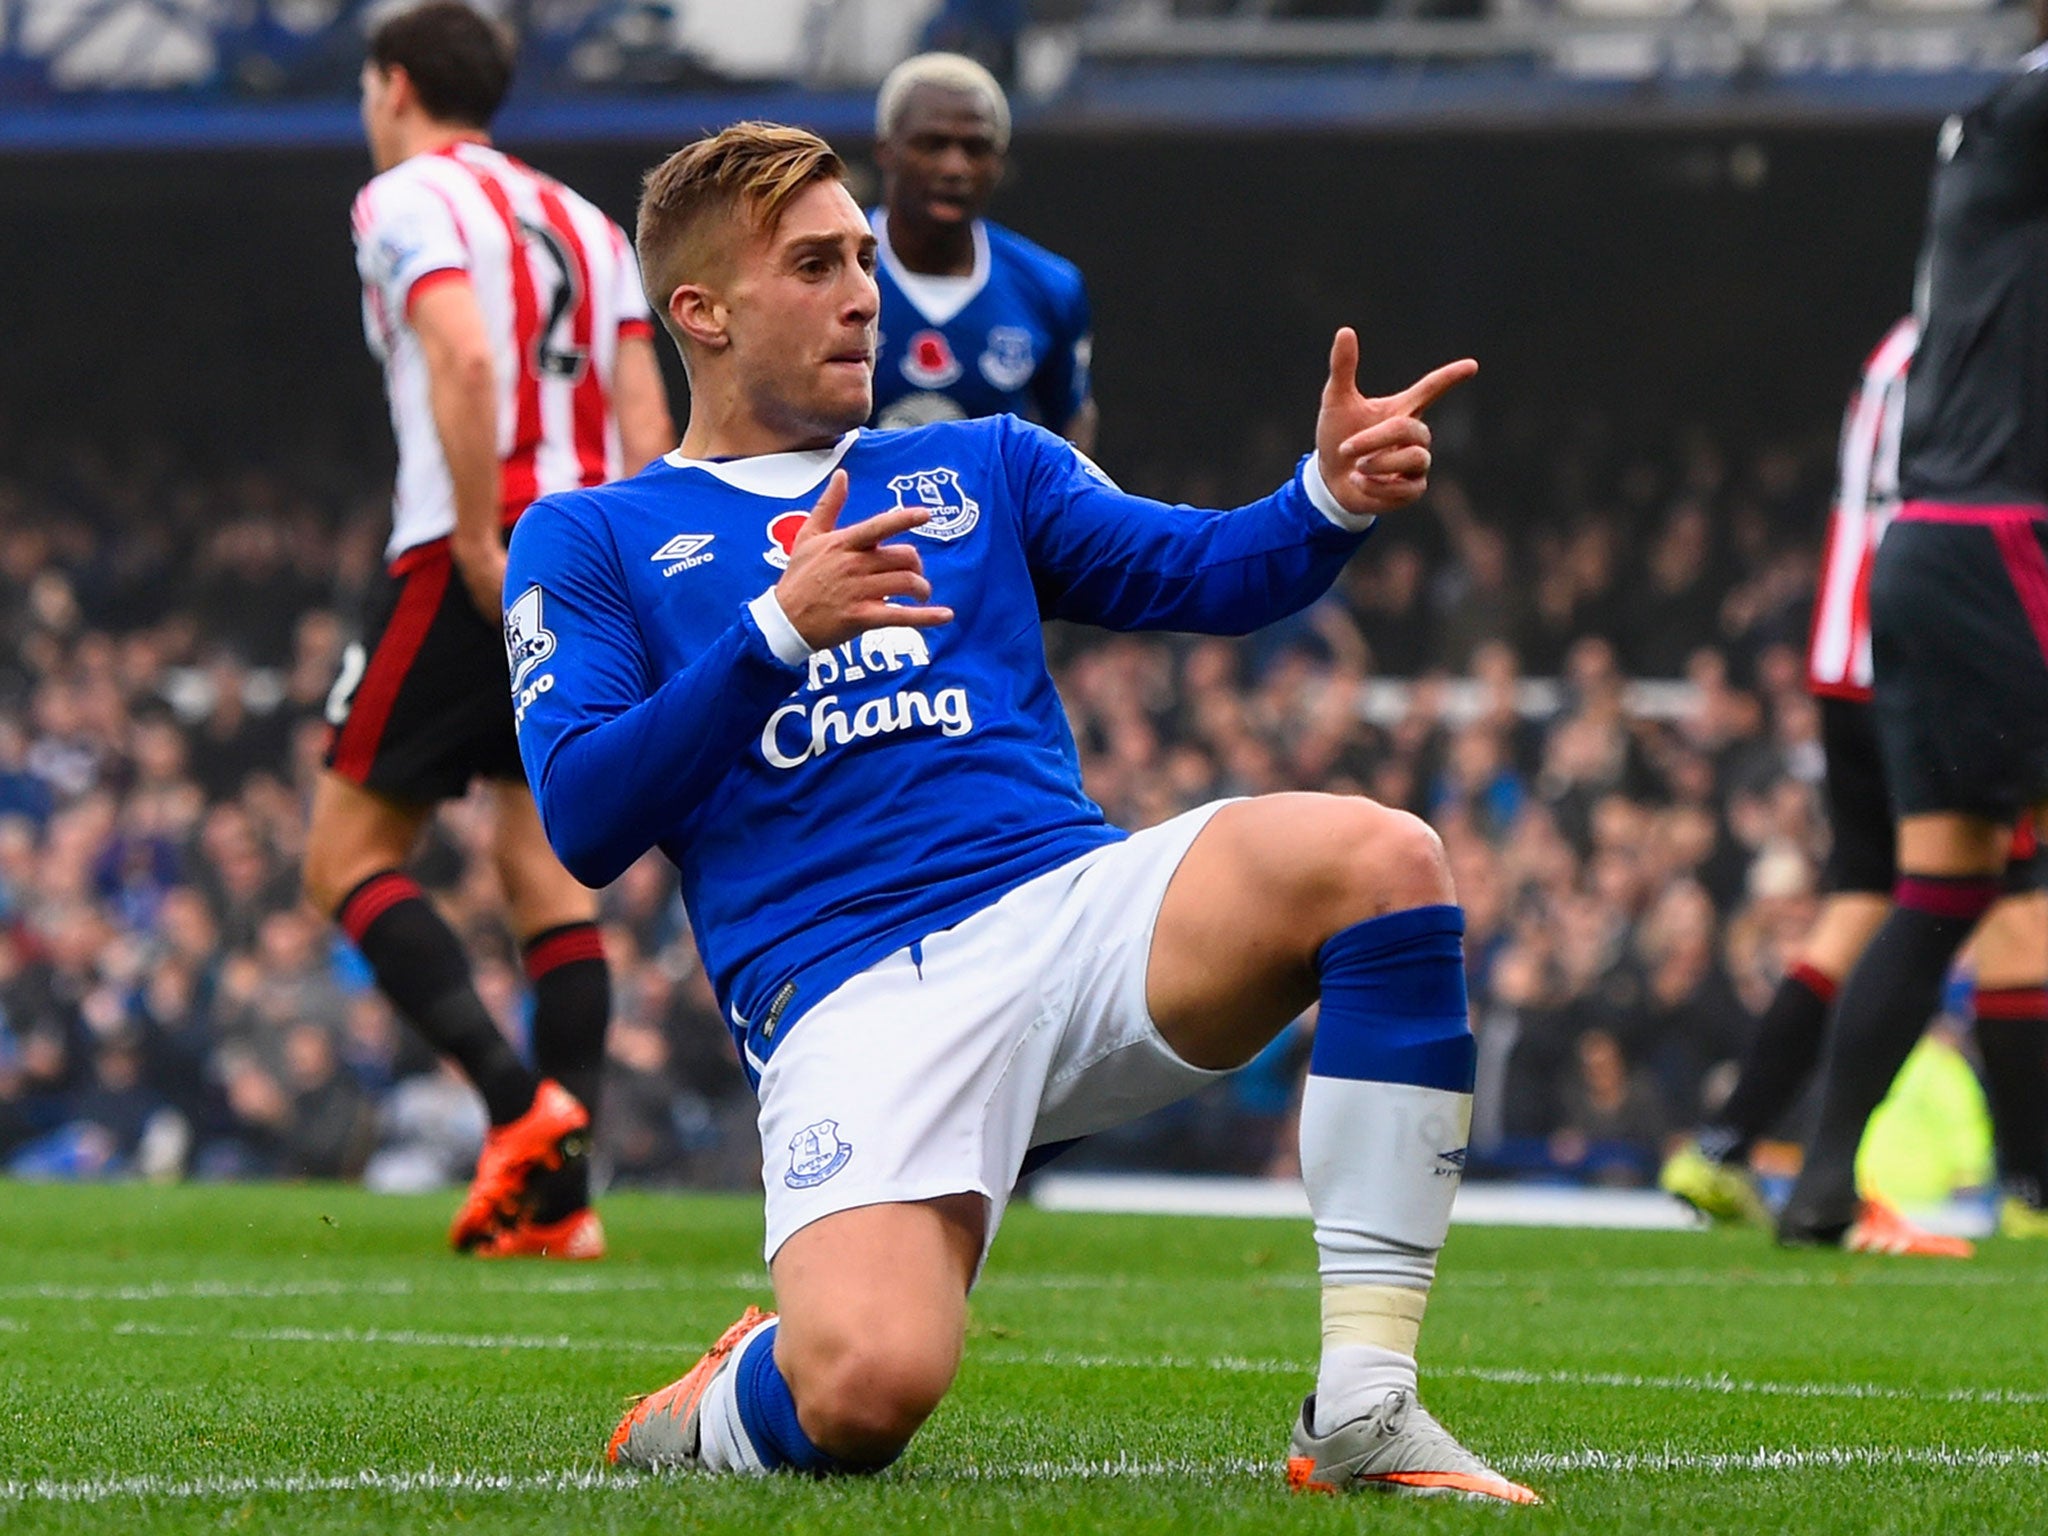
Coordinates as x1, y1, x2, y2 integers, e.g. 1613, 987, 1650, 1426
785, 1120, 854, 1188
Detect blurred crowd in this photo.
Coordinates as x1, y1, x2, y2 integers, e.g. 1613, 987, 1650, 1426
0, 418, 1834, 1191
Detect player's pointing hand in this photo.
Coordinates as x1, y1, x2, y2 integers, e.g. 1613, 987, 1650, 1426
775, 469, 955, 651
1315, 327, 1476, 520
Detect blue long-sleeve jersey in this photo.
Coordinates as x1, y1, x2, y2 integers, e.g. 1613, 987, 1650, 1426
870, 211, 1091, 433
503, 414, 1373, 1076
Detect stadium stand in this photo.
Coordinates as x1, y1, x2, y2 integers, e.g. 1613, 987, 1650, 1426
0, 403, 1834, 1191
0, 1, 2020, 1204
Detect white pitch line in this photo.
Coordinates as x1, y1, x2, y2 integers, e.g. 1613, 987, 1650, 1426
107, 1320, 690, 1356
1438, 1364, 2048, 1408
24, 1318, 2046, 1411
1443, 1266, 2048, 1292
1500, 1446, 2048, 1475
974, 1348, 2048, 1409
0, 1278, 411, 1304
0, 1273, 760, 1305
0, 1264, 2035, 1308
979, 1347, 1296, 1376
0, 1468, 640, 1506
7, 1445, 2047, 1506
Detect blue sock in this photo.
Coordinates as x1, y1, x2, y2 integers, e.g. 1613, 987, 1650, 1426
1299, 903, 1476, 1294
731, 1319, 845, 1473
1311, 904, 1477, 1093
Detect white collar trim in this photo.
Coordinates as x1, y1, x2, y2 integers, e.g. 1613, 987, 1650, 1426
663, 430, 859, 497
873, 209, 990, 327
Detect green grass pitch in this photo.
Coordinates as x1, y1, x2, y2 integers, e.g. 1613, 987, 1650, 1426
2, 1182, 2044, 1534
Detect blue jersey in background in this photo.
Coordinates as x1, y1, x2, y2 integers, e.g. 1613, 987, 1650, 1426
869, 210, 1091, 434
503, 417, 1372, 1080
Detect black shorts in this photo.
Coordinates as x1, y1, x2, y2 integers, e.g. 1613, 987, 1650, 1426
324, 539, 523, 804
1871, 510, 2048, 822
1819, 682, 2041, 895
1819, 695, 1897, 896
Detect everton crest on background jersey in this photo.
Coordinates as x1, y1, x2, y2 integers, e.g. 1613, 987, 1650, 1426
869, 210, 1092, 434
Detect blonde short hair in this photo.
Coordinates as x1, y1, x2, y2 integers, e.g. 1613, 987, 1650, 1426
636, 121, 846, 343
875, 52, 1011, 151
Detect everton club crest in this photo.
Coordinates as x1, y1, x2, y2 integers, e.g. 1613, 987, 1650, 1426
979, 326, 1036, 392
889, 467, 980, 543
785, 1119, 853, 1188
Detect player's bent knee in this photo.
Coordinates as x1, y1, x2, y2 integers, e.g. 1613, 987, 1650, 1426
791, 1341, 955, 1465
1327, 802, 1453, 919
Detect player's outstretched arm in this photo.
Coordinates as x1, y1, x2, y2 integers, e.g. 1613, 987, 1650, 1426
1008, 336, 1473, 637
1315, 327, 1475, 522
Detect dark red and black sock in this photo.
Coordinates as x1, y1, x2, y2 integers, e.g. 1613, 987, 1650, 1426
520, 921, 609, 1220
337, 870, 537, 1127
1976, 987, 2048, 1210
1780, 874, 2000, 1242
523, 922, 610, 1123
1699, 960, 1838, 1166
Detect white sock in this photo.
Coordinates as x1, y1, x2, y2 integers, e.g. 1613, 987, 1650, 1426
1297, 1075, 1470, 1435
693, 1320, 774, 1474
1313, 1294, 1425, 1434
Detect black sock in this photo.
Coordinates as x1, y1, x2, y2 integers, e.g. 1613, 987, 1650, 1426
1976, 989, 2048, 1209
523, 922, 610, 1121
338, 871, 538, 1127
519, 922, 609, 1220
1780, 876, 1999, 1241
1700, 961, 1837, 1165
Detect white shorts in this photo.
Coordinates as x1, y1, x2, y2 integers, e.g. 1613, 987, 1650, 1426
755, 800, 1235, 1265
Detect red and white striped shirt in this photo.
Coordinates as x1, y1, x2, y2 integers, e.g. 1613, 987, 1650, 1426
1808, 316, 1918, 701
353, 141, 655, 563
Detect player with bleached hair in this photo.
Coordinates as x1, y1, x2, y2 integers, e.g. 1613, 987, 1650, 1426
506, 121, 1536, 1503
867, 52, 1097, 451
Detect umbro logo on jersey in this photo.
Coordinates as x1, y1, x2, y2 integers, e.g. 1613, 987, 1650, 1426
651, 533, 715, 575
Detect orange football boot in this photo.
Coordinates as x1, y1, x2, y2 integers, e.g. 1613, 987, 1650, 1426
608, 1306, 776, 1471
448, 1079, 590, 1251
1845, 1198, 1975, 1258
474, 1206, 606, 1260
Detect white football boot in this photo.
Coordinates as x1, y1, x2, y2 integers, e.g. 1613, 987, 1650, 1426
1287, 1387, 1540, 1503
